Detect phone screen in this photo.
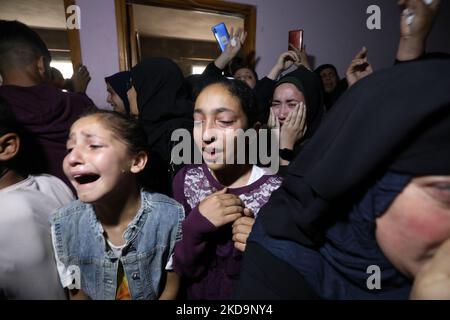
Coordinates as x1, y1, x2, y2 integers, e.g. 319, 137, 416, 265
289, 29, 303, 51
212, 23, 230, 52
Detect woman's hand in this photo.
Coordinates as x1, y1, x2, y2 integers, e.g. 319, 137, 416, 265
214, 27, 248, 70
267, 107, 280, 129
279, 103, 307, 150
346, 47, 373, 88
410, 238, 450, 300
267, 51, 300, 80
72, 64, 91, 93
290, 44, 312, 71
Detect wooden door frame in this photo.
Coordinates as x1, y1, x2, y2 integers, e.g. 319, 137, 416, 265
115, 0, 131, 70
114, 0, 256, 71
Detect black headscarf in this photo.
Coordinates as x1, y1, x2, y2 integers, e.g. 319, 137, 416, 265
314, 64, 339, 77
130, 58, 193, 195
259, 59, 450, 247
245, 59, 450, 299
105, 71, 131, 114
275, 66, 325, 145
130, 58, 193, 145
314, 64, 348, 111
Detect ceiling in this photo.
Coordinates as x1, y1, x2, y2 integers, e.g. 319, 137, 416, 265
0, 0, 66, 29
133, 4, 244, 41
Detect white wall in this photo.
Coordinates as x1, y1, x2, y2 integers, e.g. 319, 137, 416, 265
77, 0, 119, 109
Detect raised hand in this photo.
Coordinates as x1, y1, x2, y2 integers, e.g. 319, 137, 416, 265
267, 51, 300, 80
290, 44, 312, 71
397, 0, 441, 61
72, 64, 91, 93
399, 0, 440, 38
225, 27, 247, 58
346, 47, 373, 88
214, 27, 248, 70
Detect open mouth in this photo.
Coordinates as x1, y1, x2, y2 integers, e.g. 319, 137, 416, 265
73, 174, 100, 185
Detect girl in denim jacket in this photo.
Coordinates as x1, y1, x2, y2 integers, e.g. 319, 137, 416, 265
51, 110, 184, 300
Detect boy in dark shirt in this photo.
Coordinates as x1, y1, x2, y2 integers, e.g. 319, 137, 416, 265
0, 20, 95, 186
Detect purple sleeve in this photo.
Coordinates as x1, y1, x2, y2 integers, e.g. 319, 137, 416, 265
173, 206, 218, 279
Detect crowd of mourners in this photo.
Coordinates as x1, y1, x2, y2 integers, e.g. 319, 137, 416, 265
1, 0, 449, 300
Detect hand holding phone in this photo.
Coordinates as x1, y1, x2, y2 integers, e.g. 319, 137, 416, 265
212, 22, 230, 52
288, 29, 303, 51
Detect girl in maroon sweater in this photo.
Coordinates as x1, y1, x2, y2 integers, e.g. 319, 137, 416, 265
173, 78, 282, 299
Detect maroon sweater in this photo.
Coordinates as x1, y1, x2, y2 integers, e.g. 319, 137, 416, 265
172, 164, 282, 300
0, 84, 94, 187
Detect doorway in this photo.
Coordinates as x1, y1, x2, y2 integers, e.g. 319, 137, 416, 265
115, 0, 256, 76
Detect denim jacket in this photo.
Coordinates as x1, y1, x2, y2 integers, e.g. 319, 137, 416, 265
51, 190, 184, 300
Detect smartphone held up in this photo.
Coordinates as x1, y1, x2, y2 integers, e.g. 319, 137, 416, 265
289, 29, 304, 51
212, 22, 230, 52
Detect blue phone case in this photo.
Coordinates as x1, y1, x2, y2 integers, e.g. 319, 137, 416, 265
212, 23, 230, 52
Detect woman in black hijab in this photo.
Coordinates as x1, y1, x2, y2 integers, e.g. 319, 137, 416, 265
235, 59, 450, 299
268, 66, 324, 169
314, 64, 348, 111
105, 71, 131, 115
128, 58, 193, 196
